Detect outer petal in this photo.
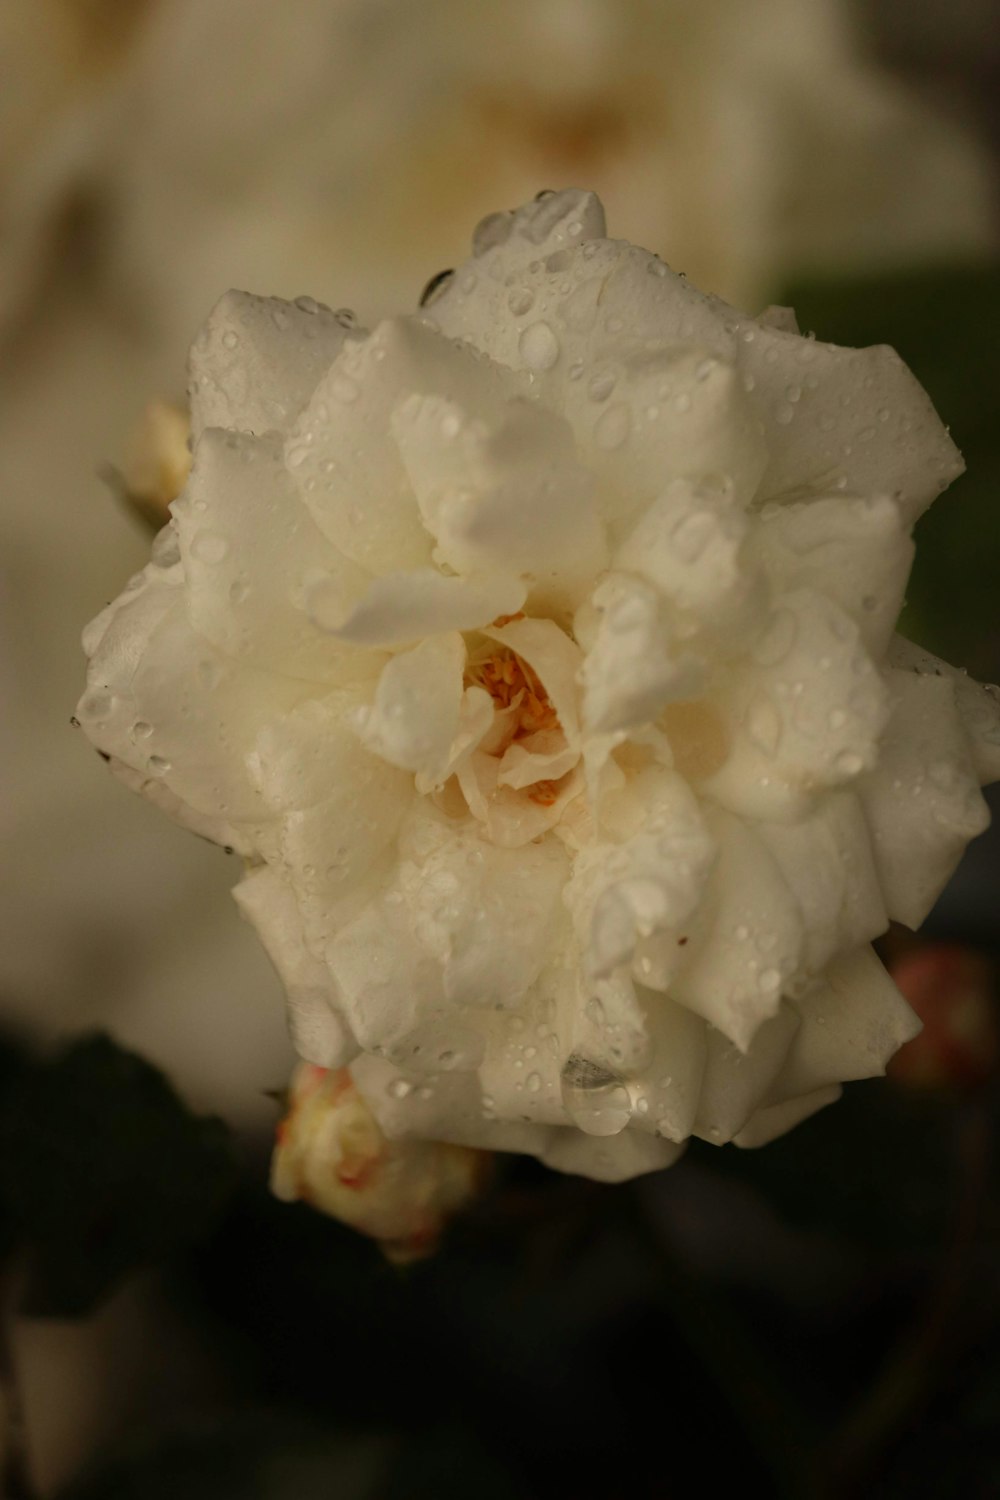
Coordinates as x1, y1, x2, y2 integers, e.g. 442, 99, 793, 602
758, 791, 887, 974
174, 427, 374, 683
859, 667, 990, 927
286, 317, 516, 573
189, 289, 355, 441
753, 493, 913, 655
234, 867, 357, 1070
770, 946, 921, 1104
693, 1007, 801, 1145
249, 693, 412, 953
79, 565, 308, 839
741, 322, 963, 523
732, 1086, 842, 1149
541, 1127, 684, 1184
671, 807, 804, 1050
703, 588, 890, 820
890, 637, 1000, 785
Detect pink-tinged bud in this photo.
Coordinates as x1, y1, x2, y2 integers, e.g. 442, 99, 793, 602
888, 944, 998, 1090
270, 1064, 488, 1261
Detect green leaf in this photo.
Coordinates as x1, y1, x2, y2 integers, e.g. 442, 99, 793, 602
780, 262, 1000, 678
0, 1033, 239, 1316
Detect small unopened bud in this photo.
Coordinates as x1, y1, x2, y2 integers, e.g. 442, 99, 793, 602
271, 1064, 489, 1261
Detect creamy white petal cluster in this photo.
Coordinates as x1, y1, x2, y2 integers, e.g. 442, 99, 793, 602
79, 190, 1000, 1183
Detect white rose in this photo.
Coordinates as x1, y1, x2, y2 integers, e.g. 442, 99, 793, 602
79, 189, 1000, 1184
271, 1063, 485, 1259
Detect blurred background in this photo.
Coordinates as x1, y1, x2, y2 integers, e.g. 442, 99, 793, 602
0, 0, 999, 1494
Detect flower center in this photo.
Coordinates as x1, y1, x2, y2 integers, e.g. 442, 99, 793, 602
466, 648, 560, 738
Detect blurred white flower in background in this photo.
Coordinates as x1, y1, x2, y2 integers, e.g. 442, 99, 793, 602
0, 0, 158, 339
79, 192, 1000, 1185
1, 0, 995, 344
0, 0, 995, 1142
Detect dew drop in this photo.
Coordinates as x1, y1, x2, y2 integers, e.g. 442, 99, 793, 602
191, 530, 229, 564
508, 287, 535, 317
594, 402, 630, 451
587, 370, 617, 403
519, 320, 560, 371
559, 1056, 631, 1137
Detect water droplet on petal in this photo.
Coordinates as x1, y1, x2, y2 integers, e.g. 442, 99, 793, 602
190, 530, 229, 564
519, 320, 560, 371
560, 1056, 631, 1137
595, 402, 630, 450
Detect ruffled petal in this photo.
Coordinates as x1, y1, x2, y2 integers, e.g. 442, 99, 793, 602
78, 565, 308, 837
580, 573, 701, 736
313, 566, 525, 646
234, 867, 357, 1069
671, 807, 804, 1050
189, 290, 355, 441
771, 946, 921, 1104
693, 1007, 801, 1144
859, 666, 990, 927
753, 494, 913, 655
286, 317, 515, 573
703, 588, 890, 820
354, 632, 465, 782
174, 427, 375, 683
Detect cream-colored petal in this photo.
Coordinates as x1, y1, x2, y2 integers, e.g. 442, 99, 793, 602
859, 667, 990, 927
693, 1006, 801, 1144
233, 866, 357, 1069
671, 806, 804, 1050
189, 289, 355, 441
541, 1127, 684, 1184
354, 632, 465, 781
396, 802, 569, 1009
314, 566, 525, 646
743, 323, 963, 523
286, 317, 514, 573
732, 1085, 842, 1149
393, 394, 606, 599
175, 427, 375, 683
889, 636, 1000, 785
79, 577, 309, 831
758, 791, 887, 974
770, 946, 921, 1104
703, 588, 890, 820
580, 573, 701, 736
614, 480, 760, 635
752, 493, 912, 655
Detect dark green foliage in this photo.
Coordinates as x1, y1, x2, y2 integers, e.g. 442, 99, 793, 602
0, 1033, 238, 1316
780, 264, 1000, 679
